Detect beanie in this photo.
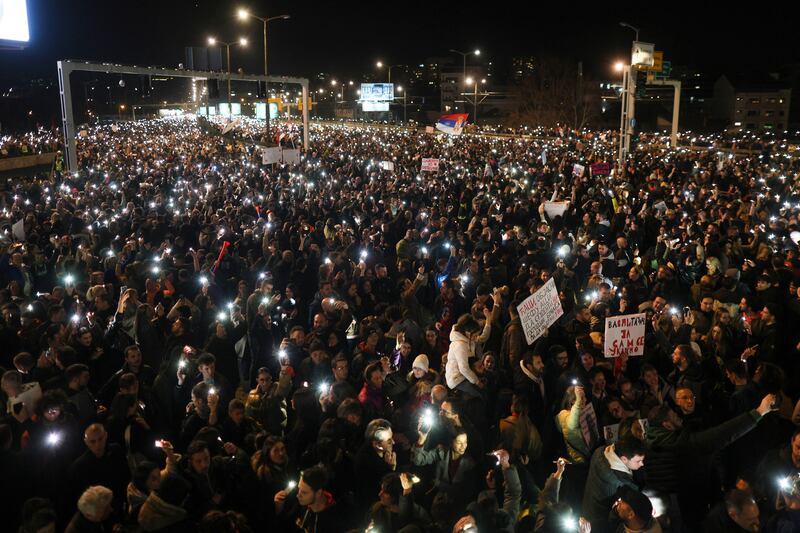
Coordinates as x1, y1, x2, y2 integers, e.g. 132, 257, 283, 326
412, 354, 429, 372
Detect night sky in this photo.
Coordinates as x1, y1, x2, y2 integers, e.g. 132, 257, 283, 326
0, 1, 797, 84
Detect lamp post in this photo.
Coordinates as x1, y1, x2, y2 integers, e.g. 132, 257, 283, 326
619, 21, 640, 42
464, 77, 486, 123
237, 9, 290, 140
208, 37, 247, 120
396, 85, 407, 123
331, 79, 338, 116
375, 61, 401, 83
449, 48, 480, 110
617, 22, 640, 171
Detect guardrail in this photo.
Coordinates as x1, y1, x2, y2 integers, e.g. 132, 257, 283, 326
0, 152, 57, 172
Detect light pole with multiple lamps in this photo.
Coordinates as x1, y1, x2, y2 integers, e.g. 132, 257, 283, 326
449, 48, 480, 111
207, 36, 247, 119
464, 77, 486, 123
237, 9, 290, 141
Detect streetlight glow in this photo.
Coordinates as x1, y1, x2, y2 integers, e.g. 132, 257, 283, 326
239, 37, 248, 46
237, 8, 248, 19
331, 79, 337, 86
474, 49, 481, 55
465, 77, 473, 85
614, 61, 625, 72
376, 61, 383, 68
208, 37, 217, 46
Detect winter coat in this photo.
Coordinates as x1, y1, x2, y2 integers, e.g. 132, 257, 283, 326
245, 366, 292, 435
410, 445, 478, 507
445, 329, 481, 389
368, 493, 433, 533
138, 493, 190, 532
645, 409, 762, 493
582, 445, 639, 530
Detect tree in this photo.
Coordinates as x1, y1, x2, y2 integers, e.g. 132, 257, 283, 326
506, 56, 600, 131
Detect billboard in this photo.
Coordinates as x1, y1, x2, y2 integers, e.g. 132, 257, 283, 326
631, 41, 655, 68
360, 83, 394, 102
218, 103, 242, 118
0, 0, 30, 44
362, 102, 389, 112
255, 102, 279, 119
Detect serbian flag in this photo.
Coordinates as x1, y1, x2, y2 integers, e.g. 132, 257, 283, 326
435, 113, 468, 135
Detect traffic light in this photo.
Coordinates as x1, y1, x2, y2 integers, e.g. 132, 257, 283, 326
635, 70, 647, 98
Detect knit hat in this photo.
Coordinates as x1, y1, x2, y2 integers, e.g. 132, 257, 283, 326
412, 354, 429, 372
616, 486, 653, 520
77, 486, 113, 521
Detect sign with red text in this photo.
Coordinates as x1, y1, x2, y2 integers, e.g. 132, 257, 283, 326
421, 158, 440, 172
604, 313, 646, 357
590, 162, 610, 176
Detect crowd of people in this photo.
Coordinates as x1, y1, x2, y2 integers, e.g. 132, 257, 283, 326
1, 115, 800, 533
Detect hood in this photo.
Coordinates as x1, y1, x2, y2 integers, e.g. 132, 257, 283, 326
605, 444, 631, 475
449, 329, 469, 343
138, 493, 188, 531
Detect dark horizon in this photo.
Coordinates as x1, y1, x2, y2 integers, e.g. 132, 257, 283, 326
0, 1, 797, 85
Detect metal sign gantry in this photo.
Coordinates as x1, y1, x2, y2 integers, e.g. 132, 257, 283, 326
57, 60, 310, 171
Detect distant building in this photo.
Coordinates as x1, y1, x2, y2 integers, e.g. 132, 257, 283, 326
713, 74, 791, 131
440, 72, 462, 113
511, 56, 536, 82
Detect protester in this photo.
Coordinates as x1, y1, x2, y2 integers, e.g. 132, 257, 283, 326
1, 116, 800, 532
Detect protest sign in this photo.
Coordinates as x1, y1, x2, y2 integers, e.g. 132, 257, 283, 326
604, 424, 620, 444
283, 149, 301, 165
12, 219, 25, 241
380, 161, 395, 171
262, 147, 282, 165
590, 162, 610, 176
421, 158, 440, 172
516, 277, 564, 344
543, 201, 569, 220
572, 163, 585, 177
604, 313, 647, 357
425, 126, 435, 133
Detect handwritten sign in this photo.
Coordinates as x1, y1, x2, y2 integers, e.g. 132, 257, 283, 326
572, 163, 585, 177
604, 313, 646, 357
262, 147, 282, 165
590, 162, 610, 176
543, 201, 569, 220
283, 149, 301, 165
380, 161, 395, 171
517, 277, 564, 345
421, 158, 440, 172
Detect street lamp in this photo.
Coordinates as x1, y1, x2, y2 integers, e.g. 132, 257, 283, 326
614, 61, 625, 72
375, 61, 401, 83
463, 77, 486, 123
619, 21, 640, 42
237, 8, 290, 140
208, 36, 248, 119
396, 85, 407, 123
449, 48, 481, 84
